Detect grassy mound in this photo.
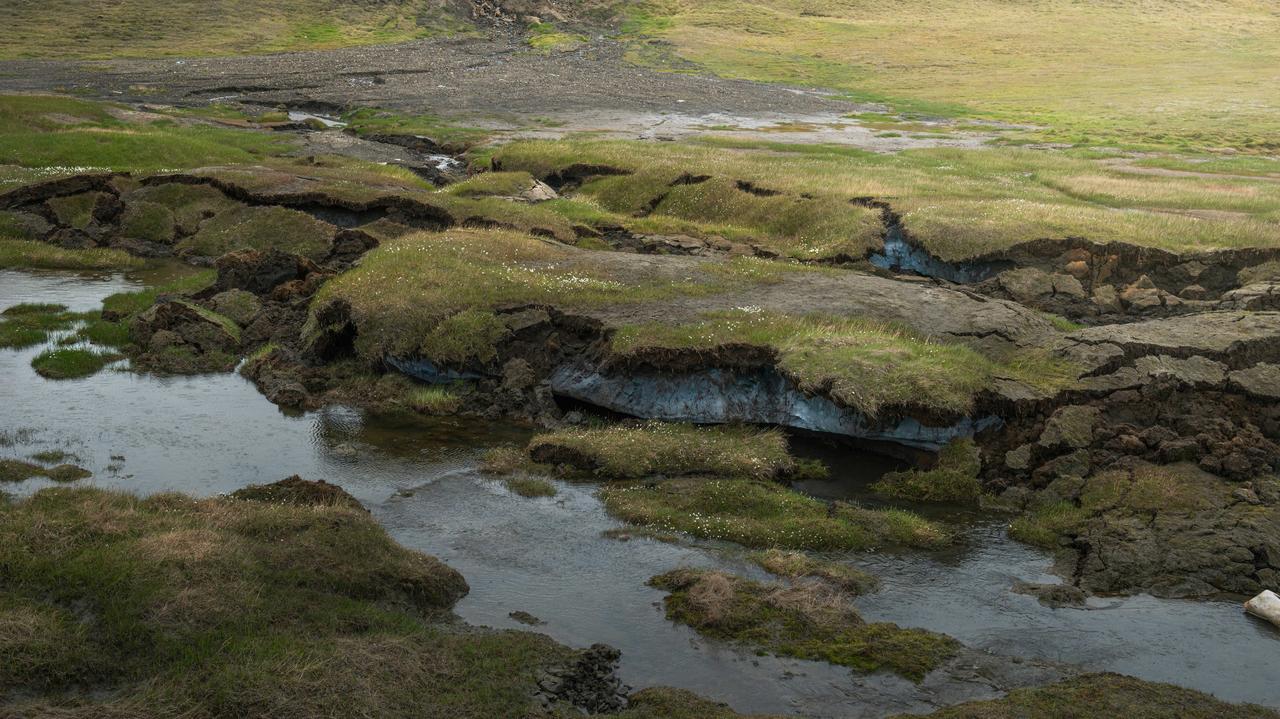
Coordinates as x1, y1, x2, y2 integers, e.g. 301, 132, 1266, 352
650, 568, 958, 681
0, 485, 608, 718
0, 458, 90, 483
496, 139, 1280, 261
528, 422, 795, 480
178, 205, 336, 260
230, 475, 367, 511
893, 673, 1280, 718
601, 478, 948, 551
305, 228, 756, 363
612, 311, 1073, 417
31, 347, 122, 379
872, 438, 983, 503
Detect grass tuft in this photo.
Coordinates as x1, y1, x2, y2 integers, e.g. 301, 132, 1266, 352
872, 439, 983, 503
601, 478, 949, 551
528, 421, 794, 480
504, 477, 558, 499
0, 239, 142, 272
30, 347, 121, 379
650, 568, 957, 681
751, 549, 878, 595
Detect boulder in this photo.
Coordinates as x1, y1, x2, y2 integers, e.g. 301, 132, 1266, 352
1245, 589, 1280, 629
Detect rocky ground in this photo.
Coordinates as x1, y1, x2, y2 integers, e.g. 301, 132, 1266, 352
0, 34, 858, 134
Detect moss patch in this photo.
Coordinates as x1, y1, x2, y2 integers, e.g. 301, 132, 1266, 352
895, 673, 1280, 718
873, 439, 983, 503
601, 478, 948, 551
651, 568, 957, 681
178, 205, 336, 260
31, 347, 122, 379
528, 421, 794, 480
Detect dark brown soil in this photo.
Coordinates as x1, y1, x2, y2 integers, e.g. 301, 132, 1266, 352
230, 474, 368, 511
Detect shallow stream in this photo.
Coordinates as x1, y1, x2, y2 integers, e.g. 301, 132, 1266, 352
2, 269, 1277, 715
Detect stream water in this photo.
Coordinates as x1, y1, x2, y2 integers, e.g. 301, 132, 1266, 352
2, 269, 1277, 715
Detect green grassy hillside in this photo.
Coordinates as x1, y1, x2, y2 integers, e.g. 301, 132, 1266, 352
0, 0, 470, 59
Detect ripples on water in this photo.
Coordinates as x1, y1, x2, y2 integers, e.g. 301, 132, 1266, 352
1, 269, 1276, 714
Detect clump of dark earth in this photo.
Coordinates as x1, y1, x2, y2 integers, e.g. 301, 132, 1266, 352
230, 474, 367, 511
1012, 581, 1088, 608
509, 610, 545, 626
129, 299, 241, 373
534, 643, 630, 714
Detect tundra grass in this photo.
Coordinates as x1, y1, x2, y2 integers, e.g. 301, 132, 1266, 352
101, 268, 216, 319
31, 347, 121, 379
611, 310, 1075, 417
650, 568, 958, 680
0, 303, 96, 348
894, 673, 1280, 719
306, 228, 735, 363
621, 1, 1280, 153
751, 549, 878, 595
601, 478, 948, 551
527, 421, 794, 480
0, 95, 295, 172
0, 486, 603, 718
0, 238, 143, 271
495, 139, 1280, 260
504, 476, 558, 499
177, 205, 335, 260
0, 458, 89, 483
872, 439, 983, 503
0, 1, 471, 59
405, 385, 464, 415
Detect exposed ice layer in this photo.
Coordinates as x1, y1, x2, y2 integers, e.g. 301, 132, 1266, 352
550, 363, 1001, 450
870, 225, 1008, 284
388, 356, 486, 383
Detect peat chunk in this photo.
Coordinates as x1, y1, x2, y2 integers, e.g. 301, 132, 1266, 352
215, 248, 322, 295
231, 475, 366, 511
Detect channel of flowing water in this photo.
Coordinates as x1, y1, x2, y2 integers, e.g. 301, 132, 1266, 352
1, 269, 1277, 714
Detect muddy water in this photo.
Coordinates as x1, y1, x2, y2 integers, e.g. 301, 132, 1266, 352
2, 269, 1278, 714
